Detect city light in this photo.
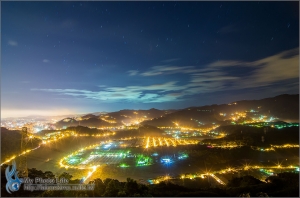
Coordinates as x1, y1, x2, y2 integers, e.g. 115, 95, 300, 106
143, 137, 199, 148
136, 154, 152, 166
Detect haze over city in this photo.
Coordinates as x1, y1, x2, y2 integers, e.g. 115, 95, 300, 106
2, 1, 298, 118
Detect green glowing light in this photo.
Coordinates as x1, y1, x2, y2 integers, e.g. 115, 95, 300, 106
120, 163, 129, 168
68, 158, 78, 163
136, 154, 152, 166
178, 152, 188, 159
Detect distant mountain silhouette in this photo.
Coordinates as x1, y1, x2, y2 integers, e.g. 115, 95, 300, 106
55, 117, 112, 128
80, 114, 98, 119
55, 108, 177, 128
55, 94, 298, 128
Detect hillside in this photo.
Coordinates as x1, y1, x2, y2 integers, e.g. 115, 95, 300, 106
54, 94, 298, 129
55, 108, 176, 129
1, 127, 41, 162
142, 94, 299, 127
202, 125, 299, 147
55, 117, 113, 129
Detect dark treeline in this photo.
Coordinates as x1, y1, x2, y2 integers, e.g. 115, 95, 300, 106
1, 165, 298, 197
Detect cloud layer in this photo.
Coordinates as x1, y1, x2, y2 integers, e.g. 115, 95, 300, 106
32, 48, 299, 103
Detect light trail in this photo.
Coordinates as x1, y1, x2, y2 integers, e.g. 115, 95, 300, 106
202, 144, 300, 151
209, 173, 226, 185
145, 137, 150, 148
164, 138, 169, 147
82, 165, 99, 183
153, 137, 157, 147
1, 145, 41, 166
271, 144, 299, 148
158, 138, 163, 146
170, 139, 177, 147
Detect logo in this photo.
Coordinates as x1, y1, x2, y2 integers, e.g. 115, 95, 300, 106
5, 160, 23, 194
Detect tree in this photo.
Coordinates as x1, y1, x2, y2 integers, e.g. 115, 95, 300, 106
103, 179, 121, 197
124, 178, 139, 196
117, 190, 127, 196
28, 168, 44, 178
89, 178, 105, 196
58, 172, 73, 180
103, 178, 113, 186
44, 171, 55, 179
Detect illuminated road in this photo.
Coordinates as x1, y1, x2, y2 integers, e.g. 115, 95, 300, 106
209, 173, 226, 185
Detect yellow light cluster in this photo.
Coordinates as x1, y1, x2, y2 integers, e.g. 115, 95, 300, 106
215, 164, 297, 175
143, 137, 199, 148
212, 145, 238, 149
230, 112, 246, 121
101, 118, 117, 123
42, 134, 69, 143
158, 125, 220, 133
250, 146, 276, 152
151, 175, 172, 184
75, 132, 115, 137
206, 144, 299, 151
271, 144, 299, 148
119, 136, 140, 141
154, 172, 226, 185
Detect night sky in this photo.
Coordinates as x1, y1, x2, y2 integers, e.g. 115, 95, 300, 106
1, 1, 299, 118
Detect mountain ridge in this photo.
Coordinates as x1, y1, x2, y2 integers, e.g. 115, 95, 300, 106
54, 94, 298, 128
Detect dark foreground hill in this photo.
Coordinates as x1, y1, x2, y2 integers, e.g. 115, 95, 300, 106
1, 127, 41, 162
